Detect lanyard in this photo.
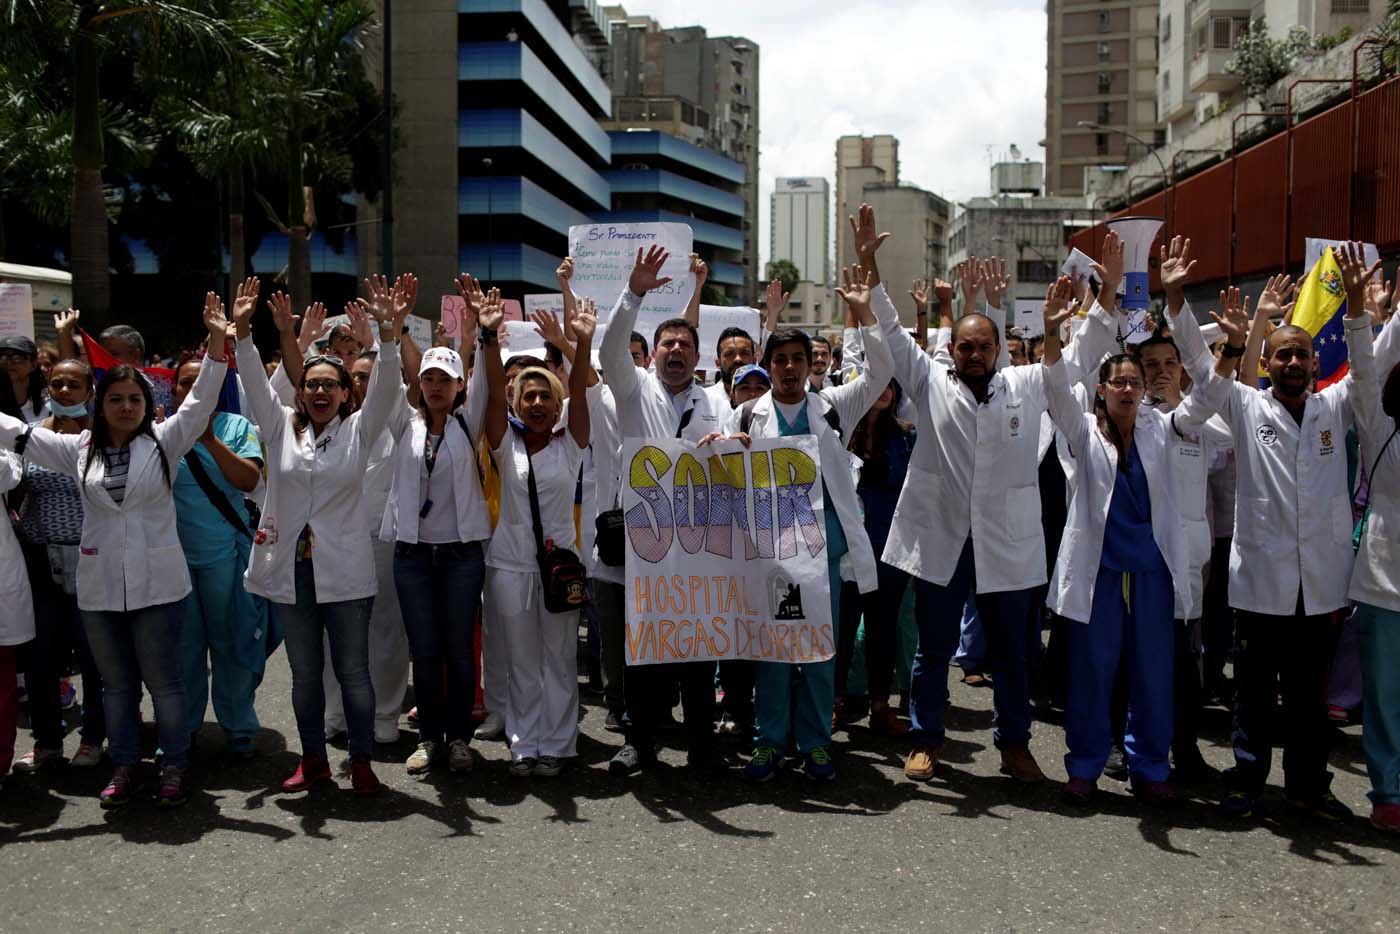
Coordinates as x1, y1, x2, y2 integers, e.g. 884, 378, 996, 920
424, 431, 446, 477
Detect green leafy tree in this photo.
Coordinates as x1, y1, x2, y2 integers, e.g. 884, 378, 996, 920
0, 1, 228, 322
764, 258, 801, 296
1225, 20, 1324, 106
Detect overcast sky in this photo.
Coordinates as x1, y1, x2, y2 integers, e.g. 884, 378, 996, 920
621, 0, 1049, 275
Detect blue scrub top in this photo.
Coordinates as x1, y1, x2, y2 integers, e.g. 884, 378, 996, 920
775, 398, 848, 562
173, 411, 263, 568
1101, 441, 1167, 573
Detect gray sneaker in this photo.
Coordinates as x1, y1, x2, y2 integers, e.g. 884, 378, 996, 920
608, 744, 642, 776
405, 741, 439, 775
509, 756, 536, 777
447, 739, 473, 774
534, 756, 563, 777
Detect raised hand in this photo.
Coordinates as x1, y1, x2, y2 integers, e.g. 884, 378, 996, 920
361, 274, 396, 324
933, 278, 954, 314
982, 257, 1010, 309
909, 278, 929, 311
204, 291, 233, 347
1042, 276, 1076, 334
297, 298, 328, 351
267, 291, 296, 333
1337, 241, 1381, 319
570, 296, 598, 345
1158, 235, 1196, 314
1254, 273, 1293, 321
689, 252, 709, 288
479, 286, 504, 331
849, 202, 891, 264
392, 273, 418, 321
1365, 274, 1394, 327
763, 277, 790, 322
345, 301, 375, 349
531, 308, 569, 350
454, 272, 486, 327
628, 245, 673, 295
556, 257, 574, 287
433, 321, 450, 348
1210, 290, 1251, 347
959, 256, 985, 310
232, 277, 260, 328
54, 307, 80, 335
834, 265, 875, 318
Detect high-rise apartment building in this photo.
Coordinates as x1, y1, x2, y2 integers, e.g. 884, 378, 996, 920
770, 177, 829, 285
600, 9, 760, 299
834, 135, 899, 279
1044, 0, 1162, 196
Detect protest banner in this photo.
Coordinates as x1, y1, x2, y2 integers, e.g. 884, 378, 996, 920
0, 283, 35, 340
501, 319, 548, 358
502, 298, 523, 323
524, 293, 565, 321
621, 435, 834, 667
404, 314, 433, 348
566, 223, 694, 322
697, 304, 762, 370
441, 294, 467, 339
1013, 298, 1043, 338
1060, 247, 1094, 284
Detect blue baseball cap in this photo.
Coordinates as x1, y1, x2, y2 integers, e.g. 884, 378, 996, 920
731, 364, 770, 387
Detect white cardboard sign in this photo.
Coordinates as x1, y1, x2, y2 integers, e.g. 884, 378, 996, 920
0, 283, 35, 340
566, 223, 695, 323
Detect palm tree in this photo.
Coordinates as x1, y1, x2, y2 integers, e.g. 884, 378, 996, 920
243, 0, 377, 309
0, 1, 227, 323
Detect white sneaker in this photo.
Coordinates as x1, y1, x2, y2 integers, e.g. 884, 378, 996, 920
405, 741, 438, 774
70, 743, 104, 767
473, 711, 505, 740
534, 755, 563, 777
608, 744, 641, 776
12, 747, 63, 772
448, 739, 473, 773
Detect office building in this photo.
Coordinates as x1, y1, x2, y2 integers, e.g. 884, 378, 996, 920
1045, 0, 1162, 196
770, 177, 830, 286
834, 135, 899, 278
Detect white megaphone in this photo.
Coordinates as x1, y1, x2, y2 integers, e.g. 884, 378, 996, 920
1105, 215, 1164, 345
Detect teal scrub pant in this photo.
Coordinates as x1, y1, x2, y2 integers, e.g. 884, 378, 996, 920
180, 548, 268, 741
754, 558, 843, 754
1357, 603, 1400, 805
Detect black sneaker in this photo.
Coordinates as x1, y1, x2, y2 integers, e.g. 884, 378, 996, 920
1104, 744, 1129, 782
1285, 792, 1354, 822
1219, 790, 1254, 818
604, 711, 624, 733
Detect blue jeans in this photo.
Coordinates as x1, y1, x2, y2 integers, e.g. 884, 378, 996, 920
754, 558, 843, 753
393, 541, 486, 745
908, 538, 1034, 749
278, 560, 375, 760
1065, 565, 1175, 783
955, 596, 986, 670
82, 600, 189, 768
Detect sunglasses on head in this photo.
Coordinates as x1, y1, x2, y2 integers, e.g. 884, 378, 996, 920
304, 354, 344, 368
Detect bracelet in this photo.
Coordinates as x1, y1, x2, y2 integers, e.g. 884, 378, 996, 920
479, 328, 498, 345
1221, 342, 1246, 358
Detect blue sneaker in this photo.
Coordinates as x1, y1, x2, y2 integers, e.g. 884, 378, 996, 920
803, 745, 836, 781
1219, 790, 1254, 818
744, 746, 782, 782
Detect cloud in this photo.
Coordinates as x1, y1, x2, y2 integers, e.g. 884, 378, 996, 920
617, 0, 1048, 275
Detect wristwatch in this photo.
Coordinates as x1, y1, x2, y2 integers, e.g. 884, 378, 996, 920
1221, 342, 1246, 358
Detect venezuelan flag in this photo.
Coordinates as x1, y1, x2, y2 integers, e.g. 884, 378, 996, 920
1289, 246, 1351, 389
80, 328, 241, 414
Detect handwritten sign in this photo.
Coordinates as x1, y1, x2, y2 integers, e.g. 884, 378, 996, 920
0, 283, 34, 340
440, 294, 467, 339
567, 223, 694, 323
1061, 248, 1093, 285
524, 293, 565, 321
1013, 298, 1044, 338
404, 314, 433, 348
622, 436, 834, 666
501, 319, 547, 358
697, 305, 762, 371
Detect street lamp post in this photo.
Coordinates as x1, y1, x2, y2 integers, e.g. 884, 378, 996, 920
1076, 120, 1170, 232
482, 157, 493, 283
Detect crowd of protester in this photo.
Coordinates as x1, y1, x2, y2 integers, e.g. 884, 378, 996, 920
1, 204, 1398, 836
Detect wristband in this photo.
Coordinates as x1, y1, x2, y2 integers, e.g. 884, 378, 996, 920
479, 328, 498, 345
1221, 342, 1246, 358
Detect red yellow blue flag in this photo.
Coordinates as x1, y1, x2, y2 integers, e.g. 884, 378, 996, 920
1290, 246, 1350, 389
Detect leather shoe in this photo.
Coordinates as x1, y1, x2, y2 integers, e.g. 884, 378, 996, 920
999, 745, 1047, 784
904, 743, 940, 781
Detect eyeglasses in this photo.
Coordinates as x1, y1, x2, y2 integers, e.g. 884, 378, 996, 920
303, 378, 345, 392
1105, 377, 1144, 391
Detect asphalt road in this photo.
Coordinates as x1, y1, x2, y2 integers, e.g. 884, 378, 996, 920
2, 643, 1398, 934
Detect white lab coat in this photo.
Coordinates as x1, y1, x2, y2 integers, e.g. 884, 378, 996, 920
585, 381, 625, 585
1174, 311, 1373, 616
870, 284, 1119, 592
0, 356, 228, 612
378, 344, 491, 545
235, 336, 401, 605
1345, 315, 1399, 611
737, 322, 894, 593
0, 451, 35, 644
1042, 357, 1194, 624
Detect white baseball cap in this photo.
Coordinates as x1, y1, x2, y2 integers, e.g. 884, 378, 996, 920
419, 347, 463, 380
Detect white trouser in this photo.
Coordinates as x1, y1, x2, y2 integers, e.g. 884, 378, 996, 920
325, 538, 410, 736
484, 567, 578, 760
480, 569, 510, 716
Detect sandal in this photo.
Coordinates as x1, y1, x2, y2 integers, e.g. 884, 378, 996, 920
960, 671, 991, 687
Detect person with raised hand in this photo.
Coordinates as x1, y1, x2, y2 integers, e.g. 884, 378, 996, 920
233, 272, 408, 798
1040, 276, 1203, 807
982, 256, 1010, 323
0, 292, 232, 809
378, 270, 493, 778
1172, 241, 1379, 823
761, 276, 790, 349
715, 263, 892, 782
853, 202, 1122, 787
1340, 249, 1400, 833
481, 278, 593, 778
598, 244, 730, 778
1240, 276, 1289, 390
958, 256, 986, 319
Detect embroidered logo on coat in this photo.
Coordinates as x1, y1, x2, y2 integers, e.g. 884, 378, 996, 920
1256, 424, 1278, 446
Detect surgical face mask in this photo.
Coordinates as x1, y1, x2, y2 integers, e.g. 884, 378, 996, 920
49, 399, 90, 418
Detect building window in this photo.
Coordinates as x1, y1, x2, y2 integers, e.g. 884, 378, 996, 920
1162, 69, 1171, 92
1193, 24, 1208, 57
1332, 0, 1369, 12
1097, 71, 1112, 92
1098, 41, 1111, 63
1162, 13, 1171, 41
1017, 260, 1058, 282
1097, 9, 1112, 32
1212, 15, 1250, 49
1097, 102, 1112, 123
1154, 128, 1167, 148
1096, 132, 1110, 156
